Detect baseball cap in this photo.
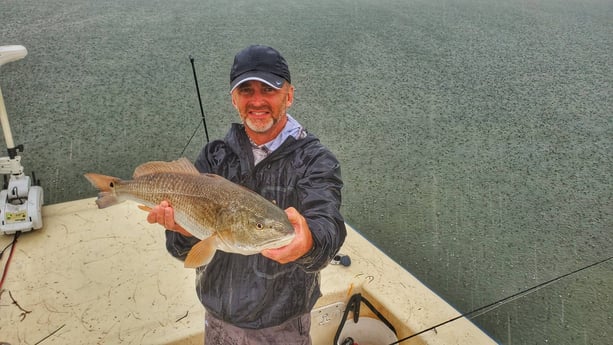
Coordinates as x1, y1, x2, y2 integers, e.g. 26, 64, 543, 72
230, 45, 291, 92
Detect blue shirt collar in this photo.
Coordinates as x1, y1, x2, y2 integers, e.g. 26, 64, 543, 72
260, 114, 304, 152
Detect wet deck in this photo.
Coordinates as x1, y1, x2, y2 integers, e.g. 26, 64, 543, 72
0, 199, 496, 344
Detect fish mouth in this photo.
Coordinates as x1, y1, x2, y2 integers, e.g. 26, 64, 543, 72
259, 233, 295, 249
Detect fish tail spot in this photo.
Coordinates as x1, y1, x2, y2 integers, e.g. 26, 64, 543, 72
84, 173, 120, 192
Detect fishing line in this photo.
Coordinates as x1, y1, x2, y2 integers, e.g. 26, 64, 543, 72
189, 55, 209, 143
179, 119, 204, 157
180, 55, 210, 157
389, 255, 613, 345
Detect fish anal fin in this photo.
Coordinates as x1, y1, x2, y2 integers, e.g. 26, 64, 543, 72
133, 158, 200, 178
184, 235, 218, 268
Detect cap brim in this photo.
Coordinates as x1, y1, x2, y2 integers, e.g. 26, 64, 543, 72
230, 71, 286, 92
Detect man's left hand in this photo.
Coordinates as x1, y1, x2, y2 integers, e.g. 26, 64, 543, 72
262, 207, 313, 264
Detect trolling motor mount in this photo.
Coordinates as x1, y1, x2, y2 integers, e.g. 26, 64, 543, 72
0, 45, 44, 234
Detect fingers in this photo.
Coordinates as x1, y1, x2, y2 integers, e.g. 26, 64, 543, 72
163, 203, 176, 229
285, 207, 308, 238
284, 207, 301, 231
262, 207, 313, 264
146, 201, 192, 237
146, 200, 170, 226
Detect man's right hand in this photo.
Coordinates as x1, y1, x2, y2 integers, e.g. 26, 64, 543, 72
146, 200, 193, 237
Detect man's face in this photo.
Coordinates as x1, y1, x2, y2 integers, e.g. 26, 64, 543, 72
231, 80, 294, 141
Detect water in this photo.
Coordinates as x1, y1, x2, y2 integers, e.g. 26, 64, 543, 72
1, 0, 611, 343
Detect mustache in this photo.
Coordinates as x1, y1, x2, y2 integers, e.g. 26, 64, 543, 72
247, 105, 272, 112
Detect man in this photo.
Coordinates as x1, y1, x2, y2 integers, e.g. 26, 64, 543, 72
147, 45, 346, 344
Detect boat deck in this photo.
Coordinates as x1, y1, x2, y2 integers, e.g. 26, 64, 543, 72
0, 199, 497, 344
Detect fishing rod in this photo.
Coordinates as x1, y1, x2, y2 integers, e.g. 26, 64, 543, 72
190, 55, 209, 143
388, 255, 613, 345
180, 55, 210, 156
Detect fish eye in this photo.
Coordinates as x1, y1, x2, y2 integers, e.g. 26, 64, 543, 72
256, 223, 264, 230
109, 182, 114, 188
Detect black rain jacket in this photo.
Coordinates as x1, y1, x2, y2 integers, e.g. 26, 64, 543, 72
165, 123, 346, 329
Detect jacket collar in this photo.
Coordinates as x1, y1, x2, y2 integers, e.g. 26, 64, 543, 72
225, 122, 316, 163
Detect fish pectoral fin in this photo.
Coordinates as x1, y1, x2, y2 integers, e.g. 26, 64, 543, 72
184, 235, 218, 268
137, 204, 152, 212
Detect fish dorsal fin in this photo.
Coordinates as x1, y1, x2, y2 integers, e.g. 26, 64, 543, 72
202, 173, 251, 190
203, 173, 272, 202
184, 234, 218, 268
203, 173, 225, 179
133, 157, 199, 178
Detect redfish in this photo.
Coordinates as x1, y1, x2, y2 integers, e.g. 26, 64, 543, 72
84, 158, 294, 268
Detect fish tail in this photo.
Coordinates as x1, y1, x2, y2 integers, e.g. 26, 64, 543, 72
95, 192, 120, 208
84, 173, 121, 209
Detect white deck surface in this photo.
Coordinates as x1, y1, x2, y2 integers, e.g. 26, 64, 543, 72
0, 198, 497, 344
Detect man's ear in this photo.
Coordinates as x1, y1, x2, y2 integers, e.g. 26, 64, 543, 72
286, 84, 295, 107
231, 92, 238, 109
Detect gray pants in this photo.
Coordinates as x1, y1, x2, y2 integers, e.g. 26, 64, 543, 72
204, 312, 312, 345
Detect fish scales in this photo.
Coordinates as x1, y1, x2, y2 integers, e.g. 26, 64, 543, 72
122, 173, 221, 238
84, 158, 295, 267
117, 172, 261, 240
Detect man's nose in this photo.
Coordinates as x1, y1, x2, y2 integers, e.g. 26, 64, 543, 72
249, 90, 267, 105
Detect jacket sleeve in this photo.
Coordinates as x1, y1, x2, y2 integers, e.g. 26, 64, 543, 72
293, 148, 346, 272
165, 230, 200, 261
